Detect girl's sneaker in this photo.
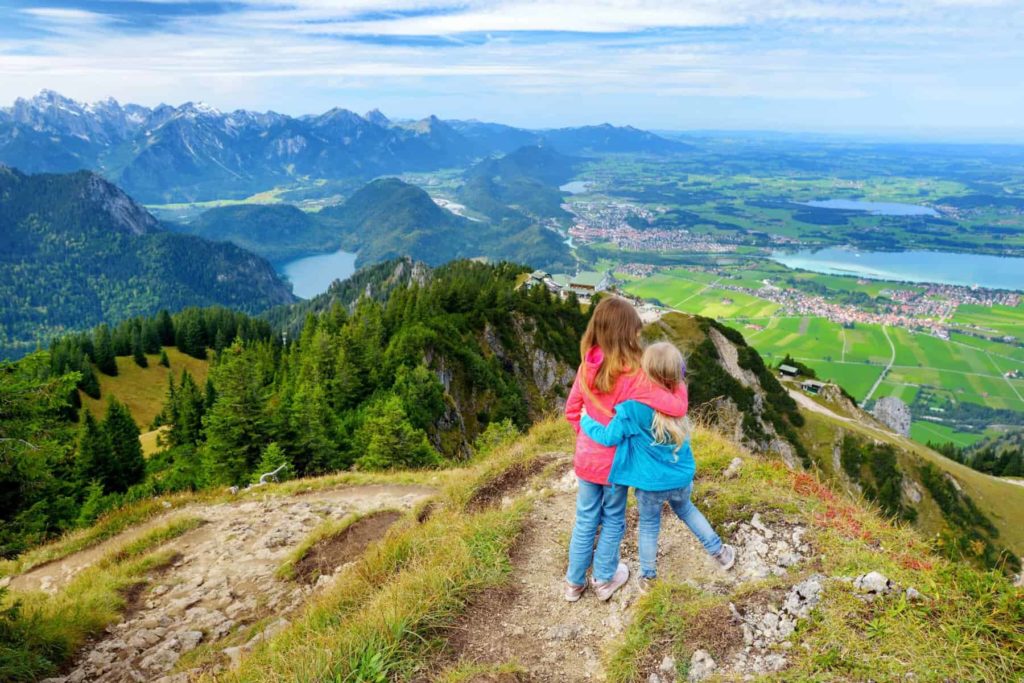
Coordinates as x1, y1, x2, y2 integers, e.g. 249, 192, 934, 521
591, 562, 630, 601
638, 575, 658, 594
564, 582, 586, 602
713, 544, 736, 570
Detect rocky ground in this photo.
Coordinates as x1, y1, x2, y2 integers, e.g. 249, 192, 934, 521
23, 484, 433, 683
441, 453, 826, 682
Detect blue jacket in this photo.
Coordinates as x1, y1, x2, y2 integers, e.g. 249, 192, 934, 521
580, 400, 695, 492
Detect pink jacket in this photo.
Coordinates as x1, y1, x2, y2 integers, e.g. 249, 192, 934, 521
565, 346, 689, 485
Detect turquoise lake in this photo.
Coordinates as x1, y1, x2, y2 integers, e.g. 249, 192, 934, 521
800, 199, 939, 216
771, 247, 1024, 291
281, 249, 358, 299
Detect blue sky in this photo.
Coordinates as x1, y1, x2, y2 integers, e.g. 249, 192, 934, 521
1, 0, 1022, 139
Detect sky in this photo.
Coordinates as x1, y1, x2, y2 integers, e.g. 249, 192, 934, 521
1, 0, 1022, 139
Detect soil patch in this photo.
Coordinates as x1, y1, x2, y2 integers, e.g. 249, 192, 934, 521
293, 510, 404, 584
466, 455, 553, 512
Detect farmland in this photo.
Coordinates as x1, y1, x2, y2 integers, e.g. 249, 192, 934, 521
622, 265, 1024, 447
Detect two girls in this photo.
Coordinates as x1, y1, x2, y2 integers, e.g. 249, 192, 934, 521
564, 298, 733, 601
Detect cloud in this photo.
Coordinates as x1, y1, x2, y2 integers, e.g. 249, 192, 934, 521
0, 0, 1021, 134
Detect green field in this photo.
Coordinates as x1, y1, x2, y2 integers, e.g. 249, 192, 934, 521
624, 265, 1024, 447
909, 421, 987, 448
952, 302, 1024, 339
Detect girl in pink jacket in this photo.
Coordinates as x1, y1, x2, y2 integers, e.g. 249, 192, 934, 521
564, 297, 688, 601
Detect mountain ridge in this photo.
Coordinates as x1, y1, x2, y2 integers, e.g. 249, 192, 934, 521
0, 91, 688, 202
0, 167, 296, 358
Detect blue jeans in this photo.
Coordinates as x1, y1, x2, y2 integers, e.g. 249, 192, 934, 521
636, 485, 722, 579
566, 479, 628, 585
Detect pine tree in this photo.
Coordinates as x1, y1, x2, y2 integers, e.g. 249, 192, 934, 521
170, 371, 205, 447
131, 329, 148, 368
76, 480, 111, 526
78, 356, 101, 399
354, 395, 439, 471
158, 349, 170, 367
251, 442, 292, 484
76, 410, 116, 492
156, 309, 175, 346
202, 341, 268, 485
93, 325, 117, 376
143, 319, 162, 354
393, 364, 445, 430
102, 398, 145, 492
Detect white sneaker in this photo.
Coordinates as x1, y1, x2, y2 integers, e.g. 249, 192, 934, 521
591, 562, 629, 601
564, 582, 586, 602
714, 544, 736, 570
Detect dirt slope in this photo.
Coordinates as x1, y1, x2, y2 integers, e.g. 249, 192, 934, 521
439, 454, 813, 682
16, 485, 432, 683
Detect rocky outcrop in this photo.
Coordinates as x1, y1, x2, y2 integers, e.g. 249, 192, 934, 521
873, 396, 911, 436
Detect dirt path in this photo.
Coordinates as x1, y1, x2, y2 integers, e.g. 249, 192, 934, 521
443, 456, 812, 682
23, 484, 433, 683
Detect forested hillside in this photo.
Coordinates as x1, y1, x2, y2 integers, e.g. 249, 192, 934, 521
176, 204, 341, 263
0, 261, 586, 559
0, 167, 295, 359
318, 177, 574, 271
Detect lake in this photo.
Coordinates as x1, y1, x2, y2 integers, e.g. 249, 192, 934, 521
281, 249, 358, 299
560, 181, 591, 194
771, 247, 1024, 291
800, 199, 939, 217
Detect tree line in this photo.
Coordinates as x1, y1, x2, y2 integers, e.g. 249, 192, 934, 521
0, 261, 587, 557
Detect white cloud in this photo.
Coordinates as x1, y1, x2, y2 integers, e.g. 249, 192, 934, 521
1, 0, 1020, 132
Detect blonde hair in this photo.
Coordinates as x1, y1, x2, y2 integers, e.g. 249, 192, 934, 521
579, 296, 643, 415
641, 342, 691, 455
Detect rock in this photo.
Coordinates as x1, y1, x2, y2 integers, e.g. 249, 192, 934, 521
546, 622, 583, 641
648, 674, 663, 683
872, 396, 911, 437
659, 655, 676, 675
904, 587, 924, 602
688, 649, 716, 682
723, 457, 744, 479
228, 486, 239, 495
777, 552, 801, 568
177, 630, 204, 653
162, 501, 172, 509
749, 513, 773, 538
854, 571, 892, 596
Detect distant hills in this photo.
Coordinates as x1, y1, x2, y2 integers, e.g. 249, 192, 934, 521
318, 175, 574, 271
0, 90, 688, 203
177, 204, 340, 263
0, 167, 295, 358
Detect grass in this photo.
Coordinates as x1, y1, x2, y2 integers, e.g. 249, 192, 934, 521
909, 421, 987, 448
603, 427, 1024, 682
80, 347, 210, 429
0, 516, 202, 682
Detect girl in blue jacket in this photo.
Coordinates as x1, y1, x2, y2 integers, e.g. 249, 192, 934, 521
580, 342, 735, 582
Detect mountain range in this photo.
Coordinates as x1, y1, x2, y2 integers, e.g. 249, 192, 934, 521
0, 90, 689, 203
0, 166, 295, 358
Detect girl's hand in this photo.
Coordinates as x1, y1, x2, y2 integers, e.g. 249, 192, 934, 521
581, 407, 588, 419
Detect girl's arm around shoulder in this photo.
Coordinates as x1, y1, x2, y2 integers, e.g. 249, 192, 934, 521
565, 372, 584, 433
628, 378, 688, 418
580, 400, 644, 447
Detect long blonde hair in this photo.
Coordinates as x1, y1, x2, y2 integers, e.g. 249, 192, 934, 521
579, 296, 643, 415
642, 342, 691, 455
